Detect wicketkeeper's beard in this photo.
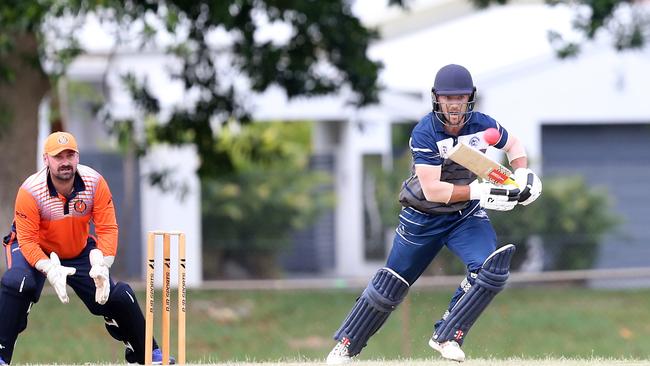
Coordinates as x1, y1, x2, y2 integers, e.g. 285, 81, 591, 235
53, 166, 75, 181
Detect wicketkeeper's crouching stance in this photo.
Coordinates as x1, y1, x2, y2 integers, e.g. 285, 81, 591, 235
326, 64, 542, 364
0, 132, 170, 365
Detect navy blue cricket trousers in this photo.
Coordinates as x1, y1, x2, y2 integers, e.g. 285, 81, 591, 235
385, 204, 497, 309
0, 237, 115, 363
4, 237, 115, 311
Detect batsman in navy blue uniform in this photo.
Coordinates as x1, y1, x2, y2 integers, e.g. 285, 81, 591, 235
326, 64, 542, 363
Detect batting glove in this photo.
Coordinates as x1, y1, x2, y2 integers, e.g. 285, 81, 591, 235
35, 252, 76, 304
470, 180, 520, 211
89, 249, 114, 305
514, 168, 542, 206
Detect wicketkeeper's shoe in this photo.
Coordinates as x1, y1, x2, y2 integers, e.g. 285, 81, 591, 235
152, 348, 176, 365
326, 337, 353, 365
428, 338, 465, 362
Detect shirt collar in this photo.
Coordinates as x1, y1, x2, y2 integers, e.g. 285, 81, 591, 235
431, 112, 473, 137
47, 170, 86, 197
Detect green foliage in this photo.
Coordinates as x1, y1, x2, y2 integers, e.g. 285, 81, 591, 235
100, 0, 383, 179
470, 0, 509, 8
0, 1, 53, 33
201, 121, 334, 277
365, 123, 417, 231
0, 1, 96, 81
470, 0, 646, 57
1, 1, 385, 182
490, 176, 620, 270
372, 151, 411, 230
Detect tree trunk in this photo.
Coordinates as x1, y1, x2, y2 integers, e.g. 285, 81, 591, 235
0, 32, 50, 247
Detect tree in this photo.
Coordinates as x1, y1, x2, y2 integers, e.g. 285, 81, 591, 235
471, 0, 647, 57
489, 177, 620, 270
0, 3, 51, 229
201, 121, 334, 278
0, 1, 383, 228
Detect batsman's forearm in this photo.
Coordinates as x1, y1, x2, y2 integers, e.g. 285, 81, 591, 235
421, 180, 454, 203
447, 184, 471, 203
422, 180, 472, 204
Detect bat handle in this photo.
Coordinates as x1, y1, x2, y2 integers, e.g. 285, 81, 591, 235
505, 177, 517, 186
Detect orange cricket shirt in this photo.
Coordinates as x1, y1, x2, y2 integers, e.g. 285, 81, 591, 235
13, 164, 118, 266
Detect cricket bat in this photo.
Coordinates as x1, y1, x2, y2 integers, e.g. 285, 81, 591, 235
447, 142, 516, 186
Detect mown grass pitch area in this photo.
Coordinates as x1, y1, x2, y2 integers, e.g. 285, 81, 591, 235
25, 361, 650, 366
174, 360, 650, 366
194, 356, 650, 366
11, 287, 650, 364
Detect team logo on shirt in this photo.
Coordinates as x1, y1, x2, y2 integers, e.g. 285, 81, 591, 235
441, 145, 448, 157
73, 199, 87, 213
469, 136, 480, 147
437, 138, 454, 158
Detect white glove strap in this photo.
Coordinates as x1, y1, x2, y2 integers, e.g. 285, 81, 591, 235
469, 180, 482, 200
89, 249, 114, 268
89, 249, 104, 266
35, 258, 52, 274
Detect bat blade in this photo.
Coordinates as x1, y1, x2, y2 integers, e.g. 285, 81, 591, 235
447, 142, 516, 186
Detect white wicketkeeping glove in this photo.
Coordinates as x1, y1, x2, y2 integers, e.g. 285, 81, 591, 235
89, 249, 114, 305
470, 180, 520, 211
514, 168, 542, 206
35, 252, 76, 304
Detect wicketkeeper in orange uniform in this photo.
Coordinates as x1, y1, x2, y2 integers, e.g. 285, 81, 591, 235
0, 131, 172, 364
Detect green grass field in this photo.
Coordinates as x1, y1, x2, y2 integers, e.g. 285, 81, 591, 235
207, 361, 649, 366
11, 287, 650, 364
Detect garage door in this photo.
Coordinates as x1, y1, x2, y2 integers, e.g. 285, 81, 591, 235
542, 124, 650, 285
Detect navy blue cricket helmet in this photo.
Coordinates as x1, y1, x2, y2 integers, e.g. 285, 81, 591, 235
431, 64, 477, 126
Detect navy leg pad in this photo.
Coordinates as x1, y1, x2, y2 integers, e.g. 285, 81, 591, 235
334, 268, 409, 356
0, 268, 40, 363
1, 267, 41, 301
434, 244, 515, 344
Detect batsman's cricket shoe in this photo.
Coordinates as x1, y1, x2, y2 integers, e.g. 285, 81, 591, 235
326, 337, 353, 365
429, 338, 465, 362
152, 348, 176, 365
